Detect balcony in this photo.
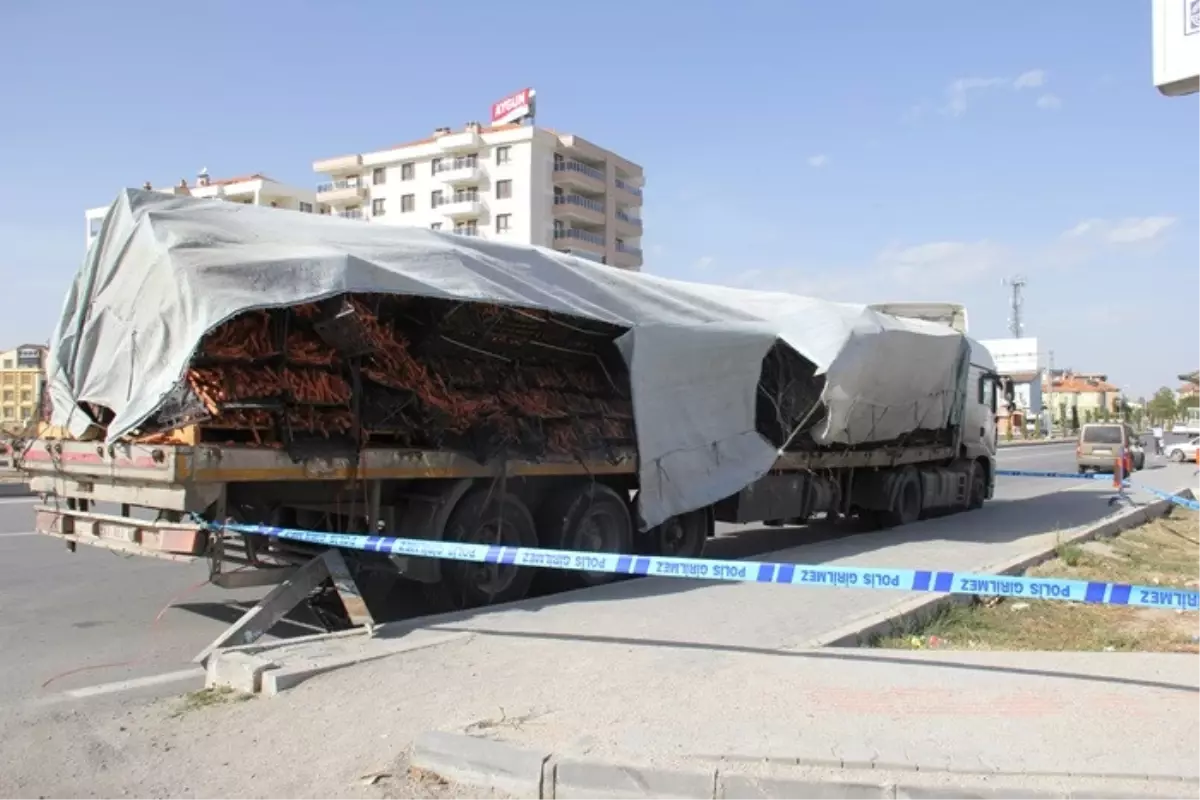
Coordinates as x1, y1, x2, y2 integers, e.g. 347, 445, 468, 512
553, 158, 605, 191
615, 210, 643, 232
613, 242, 643, 269
437, 128, 484, 152
614, 177, 643, 199
554, 226, 606, 255
337, 208, 365, 220
313, 154, 363, 174
316, 178, 367, 205
553, 193, 605, 224
434, 157, 484, 185
438, 194, 485, 219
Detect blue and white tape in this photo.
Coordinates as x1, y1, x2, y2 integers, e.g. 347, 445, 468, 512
1126, 482, 1200, 512
219, 523, 1199, 611
995, 468, 1117, 481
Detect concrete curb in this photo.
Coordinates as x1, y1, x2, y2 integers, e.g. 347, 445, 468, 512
409, 732, 1193, 799
205, 630, 472, 696
996, 438, 1074, 449
808, 486, 1193, 648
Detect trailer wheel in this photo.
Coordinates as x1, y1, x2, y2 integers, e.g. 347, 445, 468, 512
537, 482, 633, 589
442, 488, 538, 607
646, 508, 709, 560
879, 469, 922, 528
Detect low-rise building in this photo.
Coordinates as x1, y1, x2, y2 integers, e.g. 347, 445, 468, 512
1048, 372, 1120, 423
85, 170, 322, 249
0, 345, 46, 432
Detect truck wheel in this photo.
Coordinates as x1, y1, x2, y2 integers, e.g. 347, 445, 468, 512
967, 465, 986, 510
441, 489, 538, 608
646, 508, 709, 560
537, 482, 633, 589
880, 470, 922, 527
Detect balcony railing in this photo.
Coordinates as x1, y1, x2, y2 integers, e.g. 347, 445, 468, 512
554, 194, 604, 213
453, 227, 479, 237
433, 156, 479, 173
434, 191, 480, 207
554, 159, 604, 181
616, 243, 642, 257
615, 178, 643, 198
317, 177, 362, 193
338, 209, 364, 220
616, 210, 643, 228
554, 228, 605, 247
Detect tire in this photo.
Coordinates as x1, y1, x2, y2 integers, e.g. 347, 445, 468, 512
968, 464, 987, 510
441, 488, 538, 608
536, 482, 633, 590
1170, 449, 1186, 462
645, 508, 710, 560
880, 469, 923, 527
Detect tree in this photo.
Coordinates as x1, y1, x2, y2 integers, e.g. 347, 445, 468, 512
1180, 394, 1199, 413
1146, 387, 1178, 423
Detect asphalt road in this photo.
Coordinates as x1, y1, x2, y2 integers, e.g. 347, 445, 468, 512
0, 442, 1192, 712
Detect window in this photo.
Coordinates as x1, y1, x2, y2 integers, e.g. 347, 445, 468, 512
2, 391, 11, 402
431, 158, 443, 176
372, 167, 387, 186
453, 188, 479, 202
1082, 425, 1124, 445
20, 391, 30, 402
431, 190, 444, 208
88, 218, 103, 237
400, 194, 415, 213
496, 180, 512, 200
454, 220, 478, 235
401, 162, 415, 181
978, 374, 996, 412
1, 407, 11, 420
430, 222, 443, 231
372, 198, 387, 216
495, 214, 511, 233
1, 359, 11, 369
299, 202, 314, 213
495, 146, 511, 164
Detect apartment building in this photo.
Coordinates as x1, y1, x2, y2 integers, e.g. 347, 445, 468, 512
312, 122, 645, 270
0, 345, 46, 432
85, 170, 322, 249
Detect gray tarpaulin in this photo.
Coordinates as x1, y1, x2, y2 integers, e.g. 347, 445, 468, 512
48, 189, 969, 528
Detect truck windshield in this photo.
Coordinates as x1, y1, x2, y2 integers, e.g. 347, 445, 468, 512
1082, 426, 1123, 445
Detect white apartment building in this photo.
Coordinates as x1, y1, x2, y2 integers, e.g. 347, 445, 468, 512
312, 122, 644, 270
84, 170, 322, 248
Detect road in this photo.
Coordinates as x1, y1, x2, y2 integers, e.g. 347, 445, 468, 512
0, 442, 1191, 712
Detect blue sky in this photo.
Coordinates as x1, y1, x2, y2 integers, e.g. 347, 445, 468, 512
1, 1, 1196, 396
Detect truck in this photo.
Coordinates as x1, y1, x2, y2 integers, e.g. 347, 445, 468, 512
19, 190, 1001, 619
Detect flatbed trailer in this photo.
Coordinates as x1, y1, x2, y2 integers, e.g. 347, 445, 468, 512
20, 429, 990, 604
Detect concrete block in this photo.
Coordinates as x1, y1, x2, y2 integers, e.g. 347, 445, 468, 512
411, 731, 549, 798
553, 758, 716, 799
718, 773, 890, 799
204, 651, 275, 693
894, 785, 1052, 799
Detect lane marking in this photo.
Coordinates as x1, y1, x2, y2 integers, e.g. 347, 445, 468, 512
33, 668, 205, 706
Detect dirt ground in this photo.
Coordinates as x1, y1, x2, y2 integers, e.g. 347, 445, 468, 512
876, 509, 1200, 653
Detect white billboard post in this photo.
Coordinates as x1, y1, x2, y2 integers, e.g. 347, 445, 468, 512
1153, 0, 1199, 96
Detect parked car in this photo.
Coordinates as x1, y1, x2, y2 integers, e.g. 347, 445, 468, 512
1163, 436, 1200, 463
1076, 423, 1145, 473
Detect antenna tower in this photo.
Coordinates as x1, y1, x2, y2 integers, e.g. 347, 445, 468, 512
1003, 275, 1027, 338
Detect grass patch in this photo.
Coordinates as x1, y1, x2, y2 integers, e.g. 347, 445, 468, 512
170, 685, 251, 717
875, 509, 1199, 653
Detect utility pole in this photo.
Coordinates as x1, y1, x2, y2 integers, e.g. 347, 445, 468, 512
1047, 348, 1055, 436
1003, 275, 1027, 338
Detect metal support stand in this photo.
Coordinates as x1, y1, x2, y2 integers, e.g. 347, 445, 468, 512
193, 548, 376, 665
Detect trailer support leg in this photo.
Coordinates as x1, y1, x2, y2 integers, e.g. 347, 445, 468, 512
193, 549, 376, 665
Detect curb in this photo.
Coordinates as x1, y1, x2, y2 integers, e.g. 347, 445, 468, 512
410, 732, 1194, 799
808, 486, 1193, 648
996, 438, 1073, 449
205, 629, 472, 696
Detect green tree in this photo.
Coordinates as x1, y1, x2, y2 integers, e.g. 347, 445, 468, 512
1180, 394, 1199, 413
1146, 387, 1178, 423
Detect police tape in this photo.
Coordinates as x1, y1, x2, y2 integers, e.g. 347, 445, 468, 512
995, 468, 1113, 481
218, 522, 1199, 611
1125, 482, 1200, 512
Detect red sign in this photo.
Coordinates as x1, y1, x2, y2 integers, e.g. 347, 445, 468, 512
491, 88, 534, 124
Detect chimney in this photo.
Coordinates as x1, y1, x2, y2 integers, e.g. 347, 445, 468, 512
465, 121, 481, 132
433, 127, 451, 137
177, 178, 191, 196
197, 167, 210, 187
142, 181, 152, 190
